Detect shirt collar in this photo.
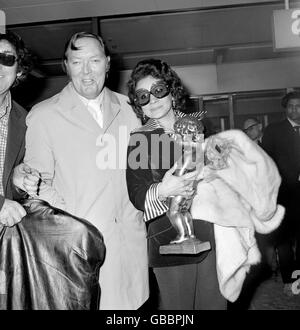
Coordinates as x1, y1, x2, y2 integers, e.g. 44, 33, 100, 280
287, 117, 300, 127
145, 110, 186, 134
0, 92, 11, 118
72, 85, 104, 109
145, 110, 205, 134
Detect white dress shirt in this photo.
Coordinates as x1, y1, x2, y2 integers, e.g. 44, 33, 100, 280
287, 117, 300, 135
77, 91, 104, 128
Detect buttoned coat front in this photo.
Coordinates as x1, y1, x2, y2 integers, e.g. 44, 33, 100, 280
24, 82, 149, 310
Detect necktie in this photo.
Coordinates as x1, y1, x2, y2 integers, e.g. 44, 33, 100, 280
294, 126, 300, 136
88, 100, 103, 128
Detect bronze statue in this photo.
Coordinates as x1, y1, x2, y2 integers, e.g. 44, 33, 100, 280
168, 115, 204, 243
160, 114, 211, 254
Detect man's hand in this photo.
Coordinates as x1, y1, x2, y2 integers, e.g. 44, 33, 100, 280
0, 199, 26, 227
13, 163, 41, 196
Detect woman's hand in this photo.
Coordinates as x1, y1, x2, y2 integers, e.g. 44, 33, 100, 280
158, 163, 198, 200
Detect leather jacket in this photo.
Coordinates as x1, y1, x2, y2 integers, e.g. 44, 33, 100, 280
0, 199, 105, 310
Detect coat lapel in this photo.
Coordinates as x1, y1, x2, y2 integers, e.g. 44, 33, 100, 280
102, 88, 121, 133
58, 83, 121, 134
3, 102, 26, 193
57, 83, 99, 133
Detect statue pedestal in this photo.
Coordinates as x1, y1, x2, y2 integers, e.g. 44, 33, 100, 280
159, 238, 211, 255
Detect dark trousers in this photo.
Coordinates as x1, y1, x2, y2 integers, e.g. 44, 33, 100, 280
255, 231, 277, 276
272, 196, 300, 283
274, 189, 300, 283
276, 226, 300, 283
153, 249, 227, 310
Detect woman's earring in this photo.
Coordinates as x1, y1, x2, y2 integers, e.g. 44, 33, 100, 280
172, 99, 176, 110
142, 113, 147, 123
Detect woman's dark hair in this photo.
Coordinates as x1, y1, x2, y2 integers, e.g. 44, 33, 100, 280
0, 31, 34, 86
281, 91, 300, 108
127, 58, 187, 120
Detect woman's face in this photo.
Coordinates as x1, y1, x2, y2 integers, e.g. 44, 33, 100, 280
135, 76, 173, 120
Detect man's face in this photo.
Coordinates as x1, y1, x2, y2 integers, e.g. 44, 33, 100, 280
245, 123, 262, 141
0, 39, 20, 99
64, 37, 110, 99
286, 98, 300, 124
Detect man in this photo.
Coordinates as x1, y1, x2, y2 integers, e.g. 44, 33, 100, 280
14, 32, 148, 309
0, 32, 34, 228
243, 117, 277, 282
243, 117, 263, 146
262, 91, 300, 295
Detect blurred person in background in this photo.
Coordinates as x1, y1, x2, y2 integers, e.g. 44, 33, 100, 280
262, 91, 300, 296
243, 117, 263, 146
243, 117, 277, 280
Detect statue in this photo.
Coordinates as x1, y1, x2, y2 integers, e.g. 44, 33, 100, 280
159, 114, 211, 255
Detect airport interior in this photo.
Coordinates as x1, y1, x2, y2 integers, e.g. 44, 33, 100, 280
1, 0, 300, 311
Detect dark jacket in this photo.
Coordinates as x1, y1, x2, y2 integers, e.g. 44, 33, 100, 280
0, 199, 105, 310
262, 119, 300, 238
126, 126, 213, 268
262, 119, 300, 204
0, 101, 27, 210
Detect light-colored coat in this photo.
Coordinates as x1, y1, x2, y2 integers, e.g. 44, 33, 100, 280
24, 82, 149, 310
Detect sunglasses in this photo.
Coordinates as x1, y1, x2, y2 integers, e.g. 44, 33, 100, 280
244, 123, 259, 132
0, 53, 18, 67
134, 81, 170, 107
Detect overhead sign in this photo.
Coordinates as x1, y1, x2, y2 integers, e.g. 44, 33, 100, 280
0, 10, 5, 34
273, 8, 300, 51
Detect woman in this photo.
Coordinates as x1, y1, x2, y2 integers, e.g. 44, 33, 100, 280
126, 58, 227, 310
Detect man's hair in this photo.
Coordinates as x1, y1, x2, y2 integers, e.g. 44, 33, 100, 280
243, 117, 261, 131
62, 31, 108, 72
0, 31, 34, 86
281, 91, 300, 108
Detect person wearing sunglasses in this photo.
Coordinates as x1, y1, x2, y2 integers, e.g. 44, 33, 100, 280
0, 32, 35, 228
243, 117, 263, 146
126, 59, 226, 310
